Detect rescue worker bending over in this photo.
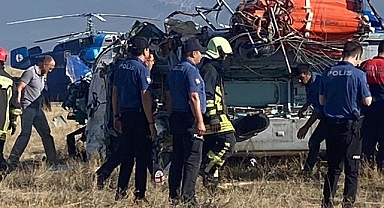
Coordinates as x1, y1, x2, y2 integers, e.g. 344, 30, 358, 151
0, 48, 21, 174
295, 64, 326, 177
359, 39, 384, 170
198, 37, 236, 187
166, 37, 206, 206
319, 41, 372, 208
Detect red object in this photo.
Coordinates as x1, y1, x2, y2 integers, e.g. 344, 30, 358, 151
0, 48, 7, 62
236, 0, 363, 42
360, 57, 384, 85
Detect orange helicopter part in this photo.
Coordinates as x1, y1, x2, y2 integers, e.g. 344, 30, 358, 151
242, 0, 362, 42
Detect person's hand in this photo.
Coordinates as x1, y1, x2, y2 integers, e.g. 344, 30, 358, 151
298, 108, 306, 118
9, 122, 17, 135
297, 126, 309, 140
114, 118, 122, 133
196, 121, 206, 136
209, 117, 221, 132
149, 123, 157, 140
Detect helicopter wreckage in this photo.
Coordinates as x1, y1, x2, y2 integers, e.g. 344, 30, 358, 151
60, 0, 384, 163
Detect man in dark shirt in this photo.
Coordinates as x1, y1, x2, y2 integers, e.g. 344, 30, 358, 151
112, 37, 156, 202
319, 41, 372, 208
165, 37, 206, 206
359, 40, 384, 170
295, 64, 326, 176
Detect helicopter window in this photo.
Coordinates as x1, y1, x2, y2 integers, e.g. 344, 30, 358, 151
80, 37, 94, 48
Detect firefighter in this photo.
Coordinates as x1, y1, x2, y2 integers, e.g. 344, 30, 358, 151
198, 37, 236, 188
165, 37, 206, 206
0, 47, 21, 174
319, 41, 372, 208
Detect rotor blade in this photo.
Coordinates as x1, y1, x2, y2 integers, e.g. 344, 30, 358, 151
93, 13, 107, 22
7, 14, 83, 25
33, 32, 83, 43
57, 32, 88, 43
99, 13, 160, 21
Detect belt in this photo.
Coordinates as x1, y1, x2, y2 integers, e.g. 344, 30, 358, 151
120, 107, 143, 112
326, 117, 354, 124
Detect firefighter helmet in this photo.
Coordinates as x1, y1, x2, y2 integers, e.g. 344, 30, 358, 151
205, 37, 232, 59
0, 48, 7, 63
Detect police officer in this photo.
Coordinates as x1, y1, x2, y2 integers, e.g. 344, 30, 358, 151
359, 40, 384, 170
198, 37, 236, 188
0, 47, 21, 174
8, 55, 58, 170
95, 52, 156, 190
295, 64, 326, 177
319, 41, 372, 208
105, 37, 156, 202
165, 37, 206, 205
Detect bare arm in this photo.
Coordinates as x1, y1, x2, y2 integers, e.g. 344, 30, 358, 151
112, 86, 119, 116
17, 81, 27, 104
141, 90, 154, 123
189, 92, 204, 124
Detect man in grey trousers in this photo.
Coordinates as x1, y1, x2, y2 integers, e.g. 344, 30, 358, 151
8, 55, 58, 170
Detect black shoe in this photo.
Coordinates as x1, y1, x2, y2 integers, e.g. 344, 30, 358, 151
134, 196, 149, 205
169, 197, 181, 206
342, 198, 354, 208
321, 199, 334, 208
96, 175, 105, 190
183, 197, 198, 207
115, 191, 128, 201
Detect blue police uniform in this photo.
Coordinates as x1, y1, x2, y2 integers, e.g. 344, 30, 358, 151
319, 61, 371, 206
96, 57, 153, 200
166, 58, 206, 204
302, 72, 327, 173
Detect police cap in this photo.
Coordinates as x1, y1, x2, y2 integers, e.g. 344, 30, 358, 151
183, 37, 207, 53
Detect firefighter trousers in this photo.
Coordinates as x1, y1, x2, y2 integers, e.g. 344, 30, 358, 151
201, 131, 236, 177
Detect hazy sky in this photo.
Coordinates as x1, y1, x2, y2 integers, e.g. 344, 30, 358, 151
1, 0, 383, 53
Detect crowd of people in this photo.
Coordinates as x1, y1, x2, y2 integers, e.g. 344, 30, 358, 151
1, 36, 384, 207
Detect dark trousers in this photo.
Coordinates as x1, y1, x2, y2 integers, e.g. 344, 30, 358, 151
303, 119, 327, 172
66, 126, 86, 159
201, 132, 236, 176
323, 117, 363, 204
116, 109, 151, 198
361, 109, 384, 169
8, 107, 57, 166
169, 112, 203, 202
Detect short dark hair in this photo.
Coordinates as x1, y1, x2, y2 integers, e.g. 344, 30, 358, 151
129, 37, 149, 56
342, 41, 363, 58
378, 40, 384, 54
292, 64, 311, 77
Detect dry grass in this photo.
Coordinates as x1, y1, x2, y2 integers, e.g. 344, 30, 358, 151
1, 106, 383, 208
0, 75, 384, 207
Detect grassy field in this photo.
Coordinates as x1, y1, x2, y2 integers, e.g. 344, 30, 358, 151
2, 67, 384, 208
